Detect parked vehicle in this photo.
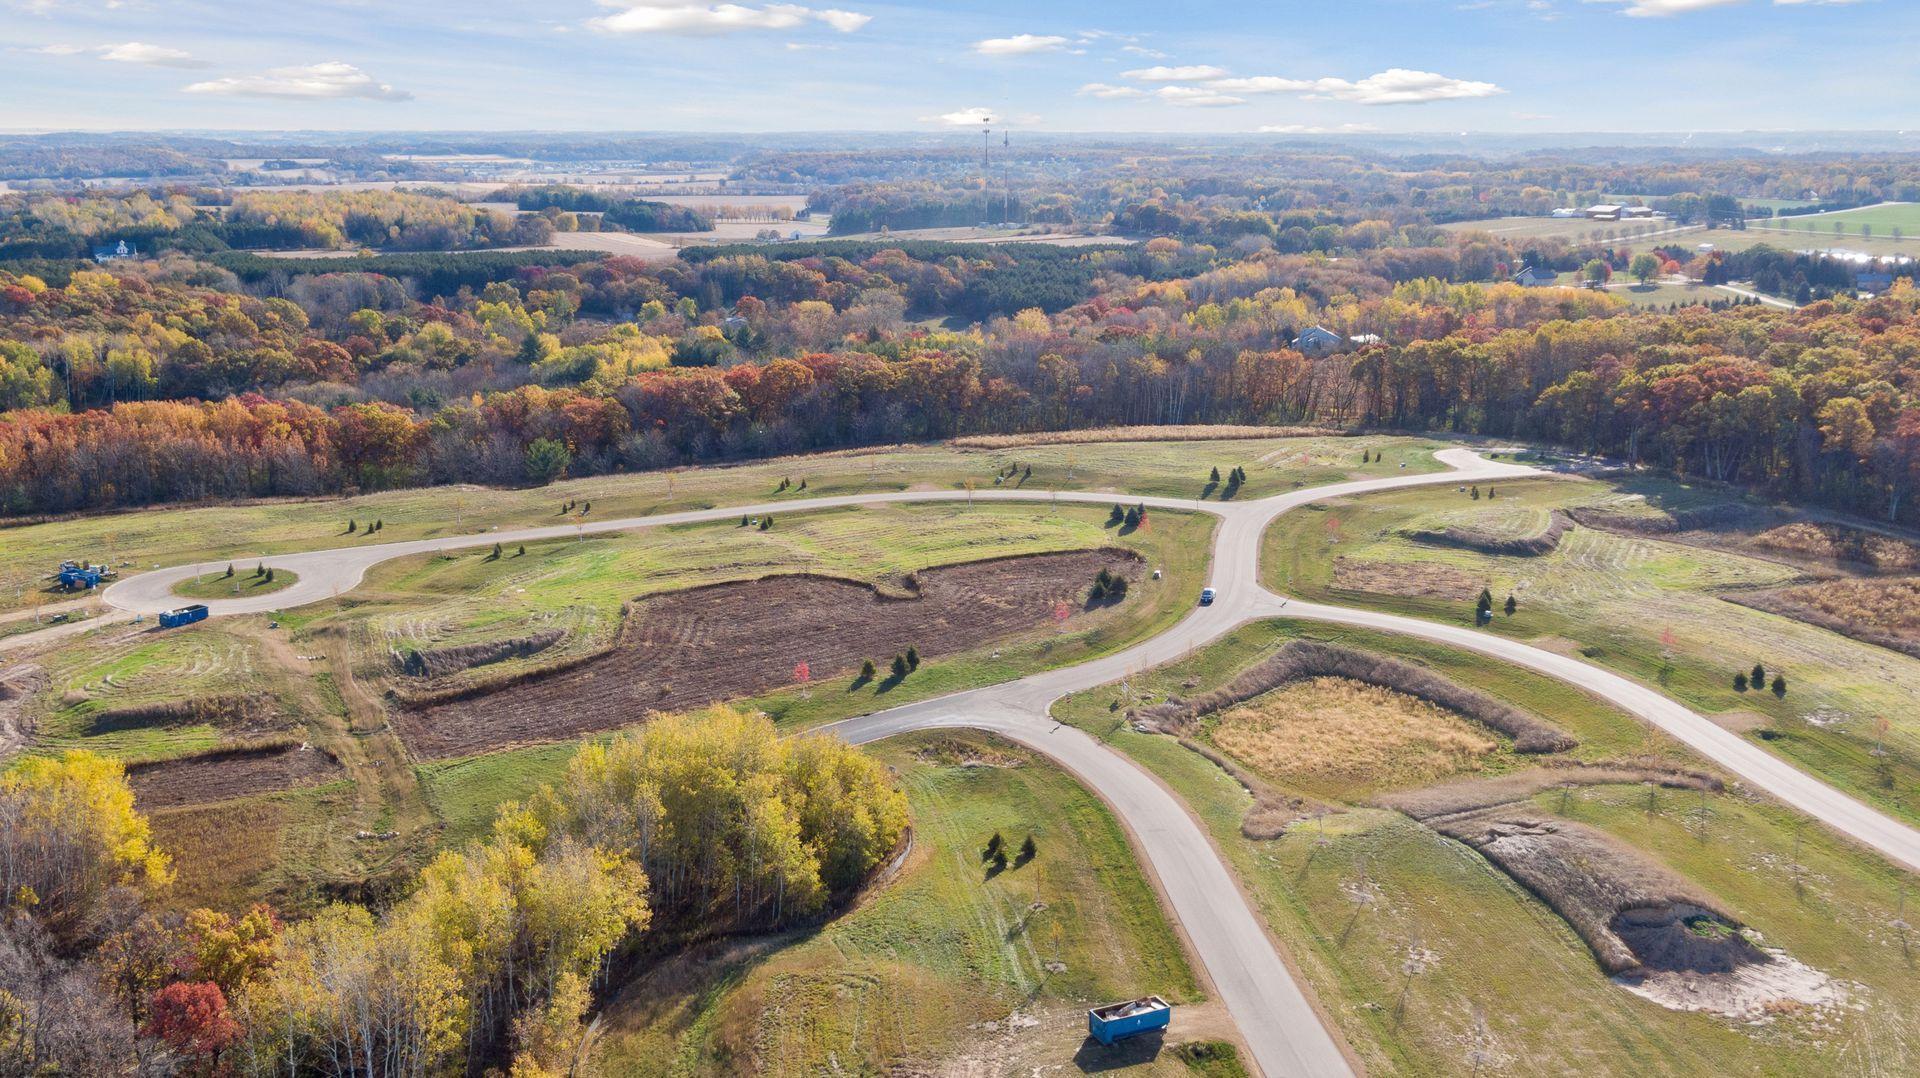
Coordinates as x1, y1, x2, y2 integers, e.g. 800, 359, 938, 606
158, 604, 209, 629
1087, 996, 1171, 1045
1199, 587, 1216, 606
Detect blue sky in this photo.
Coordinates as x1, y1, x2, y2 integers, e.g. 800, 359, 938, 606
4, 0, 1913, 133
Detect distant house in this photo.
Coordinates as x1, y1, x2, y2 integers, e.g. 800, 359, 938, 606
1584, 205, 1623, 221
91, 239, 136, 263
1857, 271, 1896, 294
1511, 265, 1556, 287
1349, 333, 1382, 347
1291, 326, 1345, 355
1622, 206, 1657, 219
1549, 208, 1581, 219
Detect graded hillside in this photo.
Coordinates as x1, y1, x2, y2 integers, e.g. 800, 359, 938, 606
1263, 475, 1920, 826
1052, 618, 1919, 1075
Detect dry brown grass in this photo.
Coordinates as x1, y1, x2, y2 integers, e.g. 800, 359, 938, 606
1211, 678, 1497, 795
1751, 522, 1920, 571
949, 425, 1336, 449
1728, 576, 1920, 658
1134, 640, 1576, 754
1331, 557, 1482, 600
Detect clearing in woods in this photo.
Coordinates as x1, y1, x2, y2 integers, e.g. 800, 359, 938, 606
586, 730, 1215, 1077
1051, 618, 1920, 1076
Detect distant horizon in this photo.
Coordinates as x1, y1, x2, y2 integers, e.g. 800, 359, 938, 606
7, 0, 1916, 135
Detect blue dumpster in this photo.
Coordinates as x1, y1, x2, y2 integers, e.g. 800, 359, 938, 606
1088, 995, 1171, 1046
158, 604, 209, 629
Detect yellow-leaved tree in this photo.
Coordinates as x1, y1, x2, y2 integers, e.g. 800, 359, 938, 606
0, 750, 172, 937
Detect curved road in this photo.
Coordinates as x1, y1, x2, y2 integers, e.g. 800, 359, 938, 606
89, 447, 1920, 1075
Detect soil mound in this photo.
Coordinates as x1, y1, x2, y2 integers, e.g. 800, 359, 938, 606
1130, 640, 1575, 754
398, 628, 565, 678
1410, 510, 1571, 557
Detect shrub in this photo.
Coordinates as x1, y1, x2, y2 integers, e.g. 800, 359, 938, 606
859, 658, 876, 681
490, 542, 503, 560
984, 832, 1003, 858
891, 654, 908, 679
905, 645, 920, 671
1504, 594, 1517, 616
1018, 835, 1036, 863
223, 563, 233, 578
1773, 674, 1787, 697
1108, 504, 1125, 526
1734, 673, 1749, 692
524, 437, 572, 485
1751, 663, 1766, 686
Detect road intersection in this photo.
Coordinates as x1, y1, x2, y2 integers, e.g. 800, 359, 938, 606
90, 446, 1920, 1076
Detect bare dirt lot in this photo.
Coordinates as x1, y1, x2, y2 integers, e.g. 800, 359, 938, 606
395, 549, 1140, 759
127, 743, 342, 810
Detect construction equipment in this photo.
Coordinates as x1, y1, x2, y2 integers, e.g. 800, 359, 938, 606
158, 604, 209, 629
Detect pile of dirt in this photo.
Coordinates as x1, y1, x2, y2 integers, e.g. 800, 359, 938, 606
127, 741, 342, 809
396, 549, 1142, 759
1131, 640, 1576, 754
1726, 576, 1920, 659
398, 628, 565, 678
1331, 557, 1481, 601
1567, 503, 1757, 536
87, 693, 279, 736
1411, 510, 1572, 557
1420, 806, 1756, 977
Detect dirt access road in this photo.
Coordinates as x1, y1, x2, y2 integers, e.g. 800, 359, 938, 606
88, 446, 1920, 1076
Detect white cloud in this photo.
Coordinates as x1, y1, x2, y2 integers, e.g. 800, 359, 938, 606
1303, 68, 1503, 104
974, 33, 1070, 55
1123, 64, 1230, 82
98, 42, 210, 68
1591, 0, 1857, 15
1121, 44, 1169, 58
1077, 82, 1146, 99
590, 2, 870, 36
32, 43, 87, 55
1155, 85, 1245, 108
920, 106, 997, 126
1207, 75, 1316, 93
183, 62, 412, 101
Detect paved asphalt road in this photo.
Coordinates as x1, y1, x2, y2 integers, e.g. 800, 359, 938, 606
86, 445, 1920, 1076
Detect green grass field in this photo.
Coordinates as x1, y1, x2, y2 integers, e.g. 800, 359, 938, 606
587, 731, 1207, 1076
28, 623, 283, 762
172, 566, 299, 600
0, 434, 1442, 615
1441, 216, 1689, 244
1746, 202, 1920, 240
1051, 619, 1920, 1075
1260, 476, 1920, 824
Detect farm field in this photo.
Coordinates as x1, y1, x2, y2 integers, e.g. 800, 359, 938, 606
2, 433, 1438, 615
1261, 476, 1920, 824
1708, 225, 1920, 261
586, 731, 1217, 1077
1745, 202, 1920, 239
1441, 215, 1693, 244
1051, 618, 1920, 1076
